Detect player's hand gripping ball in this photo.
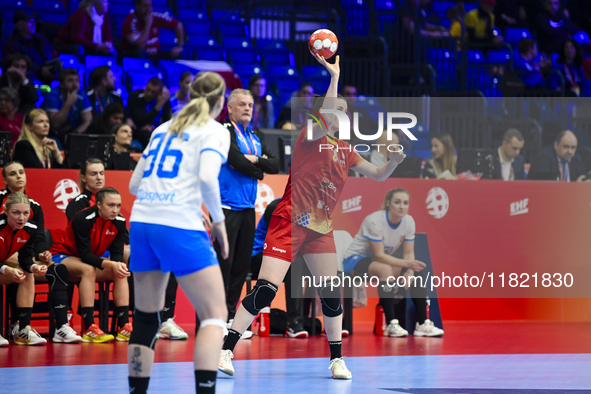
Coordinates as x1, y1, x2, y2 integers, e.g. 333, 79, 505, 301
308, 29, 338, 59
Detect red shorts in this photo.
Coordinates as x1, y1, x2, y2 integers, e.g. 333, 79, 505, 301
262, 215, 336, 262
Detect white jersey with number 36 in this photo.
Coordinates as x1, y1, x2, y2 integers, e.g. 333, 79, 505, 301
130, 118, 230, 231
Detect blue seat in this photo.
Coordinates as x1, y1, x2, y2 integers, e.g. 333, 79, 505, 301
176, 0, 205, 9
273, 79, 301, 95
127, 69, 160, 91
256, 39, 287, 52
40, 12, 69, 24
153, 7, 175, 18
413, 149, 432, 161
301, 65, 329, 79
193, 48, 225, 61
0, 0, 31, 10
188, 36, 220, 48
216, 22, 248, 38
33, 0, 67, 12
267, 65, 299, 78
308, 78, 330, 93
109, 4, 135, 17
573, 30, 590, 45
85, 55, 117, 69
505, 27, 533, 44
467, 50, 488, 64
159, 30, 179, 50
374, 0, 398, 11
185, 21, 211, 35
262, 52, 293, 67
60, 54, 83, 67
432, 1, 455, 18
464, 2, 478, 12
123, 58, 157, 72
211, 10, 242, 22
488, 50, 511, 64
227, 50, 258, 65
151, 0, 168, 7
232, 63, 263, 77
223, 37, 253, 50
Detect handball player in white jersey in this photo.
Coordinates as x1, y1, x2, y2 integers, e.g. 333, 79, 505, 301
127, 71, 230, 394
343, 188, 444, 337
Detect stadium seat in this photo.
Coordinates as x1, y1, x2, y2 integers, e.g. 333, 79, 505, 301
39, 12, 69, 24
573, 30, 590, 46
211, 10, 242, 22
227, 50, 259, 65
157, 60, 196, 88
413, 149, 432, 161
33, 0, 67, 12
256, 39, 288, 52
223, 37, 253, 50
467, 50, 488, 64
193, 48, 225, 61
85, 56, 117, 70
488, 50, 512, 64
262, 52, 293, 67
1, 0, 32, 30
432, 1, 455, 18
176, 0, 205, 9
232, 63, 263, 87
267, 65, 299, 78
301, 65, 329, 79
216, 22, 248, 38
505, 28, 533, 44
374, 0, 398, 11
185, 21, 211, 36
153, 7, 175, 18
127, 69, 160, 91
60, 54, 83, 67
151, 0, 168, 7
122, 58, 157, 73
109, 4, 135, 18
159, 30, 180, 50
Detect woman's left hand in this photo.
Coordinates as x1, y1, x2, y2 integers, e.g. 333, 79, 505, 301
38, 251, 52, 263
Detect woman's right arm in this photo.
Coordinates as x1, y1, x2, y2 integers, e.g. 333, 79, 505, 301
307, 54, 341, 142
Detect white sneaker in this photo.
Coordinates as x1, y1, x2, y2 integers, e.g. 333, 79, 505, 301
53, 324, 82, 343
241, 330, 253, 339
14, 325, 47, 346
10, 322, 19, 339
218, 349, 235, 376
384, 319, 409, 337
158, 318, 189, 340
328, 357, 352, 379
413, 319, 444, 337
0, 334, 8, 347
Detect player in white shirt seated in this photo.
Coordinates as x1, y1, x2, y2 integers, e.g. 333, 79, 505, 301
343, 188, 444, 337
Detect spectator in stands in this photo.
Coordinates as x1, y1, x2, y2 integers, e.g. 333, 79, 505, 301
121, 0, 185, 60
514, 38, 556, 89
495, 0, 528, 29
528, 130, 587, 181
0, 54, 39, 114
87, 102, 126, 135
464, 0, 503, 47
422, 132, 457, 179
42, 68, 93, 141
126, 77, 172, 148
50, 187, 133, 343
494, 128, 526, 180
87, 66, 123, 116
276, 82, 314, 129
2, 11, 59, 85
108, 124, 137, 170
170, 71, 193, 114
0, 88, 24, 145
555, 39, 587, 97
13, 109, 64, 168
217, 89, 280, 335
404, 0, 449, 38
534, 0, 578, 54
54, 0, 115, 56
248, 75, 274, 130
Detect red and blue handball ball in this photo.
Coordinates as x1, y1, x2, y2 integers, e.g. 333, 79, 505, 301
308, 29, 338, 59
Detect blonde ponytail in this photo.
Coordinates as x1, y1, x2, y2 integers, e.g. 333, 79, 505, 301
169, 72, 226, 138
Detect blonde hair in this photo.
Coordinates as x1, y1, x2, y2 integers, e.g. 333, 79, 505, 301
5, 192, 30, 212
169, 71, 226, 138
18, 109, 51, 166
431, 132, 457, 176
381, 188, 410, 210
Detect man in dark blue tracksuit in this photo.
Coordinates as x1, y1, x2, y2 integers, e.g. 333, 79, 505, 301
216, 89, 279, 331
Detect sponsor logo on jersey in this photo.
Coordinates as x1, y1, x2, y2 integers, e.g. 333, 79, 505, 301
16, 237, 27, 244
510, 198, 529, 216
342, 196, 362, 213
321, 177, 337, 192
272, 246, 286, 253
106, 230, 116, 235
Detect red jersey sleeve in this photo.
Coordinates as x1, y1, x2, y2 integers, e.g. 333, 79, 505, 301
347, 147, 364, 168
